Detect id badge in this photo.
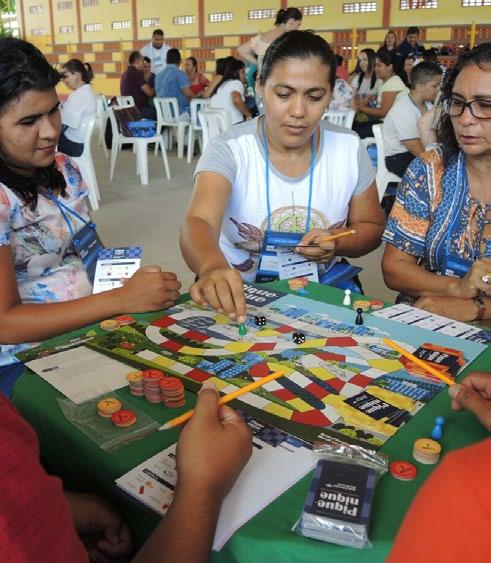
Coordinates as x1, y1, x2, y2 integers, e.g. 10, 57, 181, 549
72, 222, 103, 283
92, 247, 142, 294
444, 255, 473, 278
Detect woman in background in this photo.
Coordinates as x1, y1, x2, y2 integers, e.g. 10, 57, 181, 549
351, 48, 382, 98
210, 58, 252, 124
402, 54, 415, 87
185, 56, 210, 96
378, 31, 398, 57
58, 58, 97, 157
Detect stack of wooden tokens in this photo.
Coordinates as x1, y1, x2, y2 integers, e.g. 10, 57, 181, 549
352, 299, 384, 312
97, 397, 122, 418
126, 370, 144, 396
412, 438, 441, 464
142, 369, 165, 403
160, 377, 186, 408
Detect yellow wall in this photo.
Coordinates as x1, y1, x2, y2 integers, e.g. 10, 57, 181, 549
80, 0, 133, 43
317, 1, 382, 30
52, 1, 78, 44
137, 0, 199, 40
23, 0, 52, 46
204, 0, 281, 36
390, 1, 491, 27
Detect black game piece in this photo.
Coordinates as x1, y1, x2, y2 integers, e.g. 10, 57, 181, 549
293, 332, 305, 344
355, 308, 364, 325
254, 315, 266, 327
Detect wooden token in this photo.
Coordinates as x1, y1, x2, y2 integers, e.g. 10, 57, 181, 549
111, 409, 137, 427
413, 438, 441, 464
390, 460, 417, 480
100, 319, 120, 331
97, 397, 122, 417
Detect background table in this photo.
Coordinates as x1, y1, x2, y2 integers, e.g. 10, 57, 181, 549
12, 282, 490, 562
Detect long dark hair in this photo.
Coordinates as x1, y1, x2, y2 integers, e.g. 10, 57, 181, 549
210, 58, 245, 97
63, 58, 94, 84
0, 38, 65, 209
375, 50, 404, 81
259, 30, 336, 91
275, 8, 302, 25
354, 48, 377, 91
436, 42, 491, 165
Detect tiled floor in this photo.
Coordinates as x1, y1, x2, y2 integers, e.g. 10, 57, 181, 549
91, 138, 397, 303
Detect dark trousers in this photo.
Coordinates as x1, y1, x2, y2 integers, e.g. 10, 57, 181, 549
385, 152, 415, 178
0, 362, 25, 398
58, 131, 84, 157
352, 120, 381, 139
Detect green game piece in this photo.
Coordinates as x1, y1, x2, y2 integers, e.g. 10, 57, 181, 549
238, 323, 247, 336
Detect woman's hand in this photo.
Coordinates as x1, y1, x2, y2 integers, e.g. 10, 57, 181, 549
190, 266, 247, 323
450, 258, 491, 298
116, 266, 181, 313
414, 295, 480, 322
295, 229, 340, 263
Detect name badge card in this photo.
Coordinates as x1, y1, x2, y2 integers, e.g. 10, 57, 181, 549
277, 247, 319, 282
92, 247, 142, 294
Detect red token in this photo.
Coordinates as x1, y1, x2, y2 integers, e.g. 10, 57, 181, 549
116, 315, 136, 326
142, 369, 164, 380
160, 377, 183, 389
111, 409, 137, 427
390, 460, 417, 481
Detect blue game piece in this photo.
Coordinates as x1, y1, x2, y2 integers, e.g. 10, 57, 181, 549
297, 288, 309, 295
430, 416, 445, 440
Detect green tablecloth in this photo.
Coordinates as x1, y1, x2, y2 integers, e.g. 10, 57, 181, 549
12, 282, 490, 562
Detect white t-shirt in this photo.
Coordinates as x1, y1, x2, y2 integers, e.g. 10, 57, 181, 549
350, 75, 383, 97
60, 84, 97, 144
383, 93, 432, 157
210, 80, 245, 125
141, 42, 171, 75
194, 118, 375, 282
377, 75, 409, 107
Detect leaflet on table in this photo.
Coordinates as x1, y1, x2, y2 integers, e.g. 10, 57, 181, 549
115, 411, 315, 551
92, 247, 142, 294
372, 303, 491, 344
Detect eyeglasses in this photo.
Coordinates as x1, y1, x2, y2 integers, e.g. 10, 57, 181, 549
443, 97, 491, 120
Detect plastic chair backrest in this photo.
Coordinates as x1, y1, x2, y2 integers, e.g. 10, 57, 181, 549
198, 109, 229, 149
154, 97, 180, 123
190, 98, 210, 129
323, 109, 355, 129
116, 95, 135, 107
372, 123, 402, 201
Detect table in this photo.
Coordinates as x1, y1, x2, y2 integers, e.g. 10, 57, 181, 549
12, 282, 490, 562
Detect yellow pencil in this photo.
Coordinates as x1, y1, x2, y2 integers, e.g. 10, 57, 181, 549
321, 229, 356, 242
383, 338, 455, 386
159, 370, 286, 430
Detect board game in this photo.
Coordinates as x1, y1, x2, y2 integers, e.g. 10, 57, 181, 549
87, 284, 486, 447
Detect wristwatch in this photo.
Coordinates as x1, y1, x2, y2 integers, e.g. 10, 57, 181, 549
472, 295, 487, 322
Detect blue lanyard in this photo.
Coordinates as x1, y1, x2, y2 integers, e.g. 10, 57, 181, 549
44, 188, 94, 238
261, 117, 315, 232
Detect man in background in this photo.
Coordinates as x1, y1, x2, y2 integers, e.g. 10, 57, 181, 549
396, 27, 423, 60
141, 29, 170, 76
120, 51, 156, 119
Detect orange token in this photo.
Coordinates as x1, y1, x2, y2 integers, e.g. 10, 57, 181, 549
115, 315, 136, 326
111, 409, 137, 427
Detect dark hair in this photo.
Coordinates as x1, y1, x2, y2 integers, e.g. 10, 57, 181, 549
436, 42, 491, 165
354, 48, 377, 90
216, 56, 234, 76
152, 29, 164, 37
129, 50, 142, 64
211, 58, 245, 97
410, 61, 442, 89
407, 26, 419, 36
275, 7, 302, 25
259, 30, 337, 90
186, 56, 198, 70
423, 47, 439, 63
0, 38, 65, 209
166, 48, 181, 65
375, 50, 404, 81
143, 56, 151, 64
381, 31, 398, 51
63, 58, 93, 84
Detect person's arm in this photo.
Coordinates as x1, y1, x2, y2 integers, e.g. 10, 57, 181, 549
401, 139, 425, 157
202, 75, 221, 98
0, 246, 181, 343
358, 90, 398, 118
236, 39, 258, 65
141, 83, 155, 97
449, 371, 491, 430
181, 85, 197, 101
414, 294, 491, 323
179, 171, 247, 322
231, 90, 252, 120
132, 382, 252, 563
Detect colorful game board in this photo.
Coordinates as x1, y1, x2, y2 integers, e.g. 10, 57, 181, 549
88, 284, 486, 447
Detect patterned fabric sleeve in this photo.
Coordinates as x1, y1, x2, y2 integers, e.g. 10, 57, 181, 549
382, 156, 432, 259
0, 186, 12, 246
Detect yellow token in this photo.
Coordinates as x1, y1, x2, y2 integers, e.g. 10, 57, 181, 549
353, 300, 371, 312
126, 370, 143, 382
413, 438, 441, 464
97, 397, 122, 417
100, 319, 120, 331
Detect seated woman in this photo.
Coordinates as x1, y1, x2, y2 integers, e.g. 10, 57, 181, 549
209, 58, 252, 124
354, 51, 408, 138
58, 59, 97, 157
0, 39, 181, 390
180, 30, 385, 321
382, 43, 491, 323
351, 48, 382, 99
185, 56, 210, 96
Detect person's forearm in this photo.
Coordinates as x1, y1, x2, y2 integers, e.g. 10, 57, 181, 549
234, 98, 251, 120
132, 487, 221, 563
336, 222, 384, 257
0, 290, 124, 344
180, 218, 229, 275
361, 105, 387, 118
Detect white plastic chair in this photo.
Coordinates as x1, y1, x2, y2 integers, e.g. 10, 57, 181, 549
322, 109, 356, 129
153, 97, 189, 159
72, 118, 100, 210
116, 96, 135, 108
107, 106, 171, 186
187, 98, 210, 163
372, 124, 402, 201
95, 95, 109, 158
198, 109, 230, 151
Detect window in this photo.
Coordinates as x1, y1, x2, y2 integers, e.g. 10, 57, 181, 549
300, 5, 324, 15
82, 0, 99, 6
58, 1, 73, 8
248, 9, 276, 19
31, 28, 48, 36
59, 25, 75, 34
111, 20, 131, 29
462, 0, 490, 5
343, 2, 377, 12
110, 0, 128, 3
400, 0, 438, 8
208, 12, 233, 22
141, 18, 161, 28
172, 15, 196, 25
84, 23, 102, 32
29, 5, 43, 13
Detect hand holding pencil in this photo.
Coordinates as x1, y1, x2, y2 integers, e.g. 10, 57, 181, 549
294, 229, 356, 263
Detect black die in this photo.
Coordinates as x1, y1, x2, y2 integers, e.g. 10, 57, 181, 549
292, 332, 305, 344
254, 315, 266, 327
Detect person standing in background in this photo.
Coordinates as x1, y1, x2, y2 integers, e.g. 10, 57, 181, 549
141, 29, 170, 76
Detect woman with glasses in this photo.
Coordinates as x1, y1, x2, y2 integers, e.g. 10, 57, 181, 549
382, 43, 491, 323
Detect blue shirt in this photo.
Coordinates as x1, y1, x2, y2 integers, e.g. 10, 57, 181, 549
155, 65, 190, 115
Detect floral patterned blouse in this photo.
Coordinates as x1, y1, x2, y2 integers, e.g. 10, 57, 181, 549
0, 154, 92, 365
